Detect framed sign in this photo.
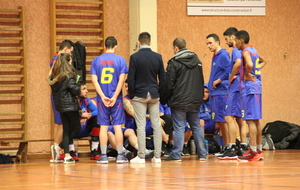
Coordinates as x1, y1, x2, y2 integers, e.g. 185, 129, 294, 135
187, 0, 266, 16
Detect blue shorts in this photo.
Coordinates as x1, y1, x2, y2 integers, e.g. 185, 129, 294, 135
108, 124, 127, 134
75, 124, 91, 138
210, 95, 227, 122
185, 122, 192, 132
225, 91, 242, 118
51, 94, 62, 124
204, 120, 216, 134
125, 120, 136, 132
242, 94, 262, 120
145, 120, 153, 136
97, 100, 125, 125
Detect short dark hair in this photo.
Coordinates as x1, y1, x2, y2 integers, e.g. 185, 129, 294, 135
59, 40, 73, 51
105, 36, 118, 49
206, 33, 220, 43
223, 27, 238, 36
173, 38, 186, 50
235, 30, 250, 44
138, 32, 151, 45
77, 81, 86, 87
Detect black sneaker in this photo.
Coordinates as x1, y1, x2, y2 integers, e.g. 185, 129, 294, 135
237, 144, 248, 156
162, 156, 181, 162
90, 149, 101, 160
214, 146, 228, 157
217, 147, 238, 160
181, 145, 190, 156
70, 150, 79, 161
64, 157, 75, 164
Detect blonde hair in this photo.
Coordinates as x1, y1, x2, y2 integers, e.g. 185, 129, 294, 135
50, 53, 77, 81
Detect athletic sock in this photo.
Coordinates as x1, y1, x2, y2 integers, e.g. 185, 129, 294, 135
100, 145, 107, 155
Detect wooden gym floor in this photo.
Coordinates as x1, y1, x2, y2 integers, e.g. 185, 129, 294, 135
0, 149, 299, 190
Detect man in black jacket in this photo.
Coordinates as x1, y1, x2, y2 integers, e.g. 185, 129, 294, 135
161, 38, 207, 161
127, 32, 166, 163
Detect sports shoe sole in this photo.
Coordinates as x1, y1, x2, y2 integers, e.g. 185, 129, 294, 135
116, 160, 128, 164
97, 160, 109, 164
217, 156, 238, 160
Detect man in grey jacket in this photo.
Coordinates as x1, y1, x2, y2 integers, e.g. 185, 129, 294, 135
161, 38, 207, 161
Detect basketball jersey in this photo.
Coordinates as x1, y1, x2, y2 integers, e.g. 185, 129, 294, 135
159, 103, 171, 115
50, 53, 59, 68
240, 46, 262, 95
90, 53, 128, 102
230, 47, 242, 92
241, 46, 261, 81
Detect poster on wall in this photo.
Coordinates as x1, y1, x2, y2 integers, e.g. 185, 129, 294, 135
187, 0, 266, 16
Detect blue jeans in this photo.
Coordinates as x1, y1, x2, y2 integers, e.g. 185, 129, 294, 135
170, 106, 207, 159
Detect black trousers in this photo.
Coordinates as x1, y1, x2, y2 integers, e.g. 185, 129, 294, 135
59, 111, 81, 154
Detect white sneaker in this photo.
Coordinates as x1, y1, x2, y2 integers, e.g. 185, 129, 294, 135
130, 156, 145, 164
151, 157, 161, 163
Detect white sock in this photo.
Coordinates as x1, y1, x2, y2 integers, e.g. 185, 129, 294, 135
257, 144, 262, 151
134, 144, 138, 150
91, 141, 99, 150
250, 146, 257, 152
69, 144, 75, 151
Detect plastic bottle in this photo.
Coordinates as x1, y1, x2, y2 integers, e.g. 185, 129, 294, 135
205, 138, 209, 154
190, 139, 196, 155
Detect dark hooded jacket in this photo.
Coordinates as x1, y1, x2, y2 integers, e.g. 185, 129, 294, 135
48, 75, 81, 113
161, 49, 204, 107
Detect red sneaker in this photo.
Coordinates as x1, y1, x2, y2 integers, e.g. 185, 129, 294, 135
70, 150, 79, 161
257, 150, 264, 161
90, 149, 101, 160
238, 150, 255, 162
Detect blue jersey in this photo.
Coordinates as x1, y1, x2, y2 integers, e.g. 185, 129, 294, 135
79, 97, 97, 117
242, 46, 261, 81
240, 46, 262, 95
199, 100, 211, 121
159, 103, 171, 115
230, 47, 242, 93
208, 49, 230, 96
50, 53, 59, 68
123, 95, 135, 124
90, 53, 128, 102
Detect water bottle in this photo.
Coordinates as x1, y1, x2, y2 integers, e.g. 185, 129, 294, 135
190, 139, 196, 155
205, 138, 209, 154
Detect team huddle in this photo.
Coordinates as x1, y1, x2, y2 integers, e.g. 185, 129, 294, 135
48, 27, 266, 164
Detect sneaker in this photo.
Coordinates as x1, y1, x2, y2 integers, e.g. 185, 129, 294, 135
70, 150, 79, 161
64, 157, 75, 164
199, 158, 207, 161
116, 154, 128, 164
51, 145, 60, 162
181, 145, 190, 156
151, 157, 161, 163
97, 154, 109, 164
162, 156, 181, 162
130, 156, 145, 164
257, 150, 264, 161
145, 149, 154, 159
124, 150, 133, 161
237, 144, 249, 156
217, 148, 238, 160
238, 150, 257, 162
214, 146, 228, 157
90, 149, 101, 160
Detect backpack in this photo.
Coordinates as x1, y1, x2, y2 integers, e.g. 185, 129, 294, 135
205, 136, 221, 153
262, 134, 275, 150
0, 154, 14, 164
71, 41, 86, 83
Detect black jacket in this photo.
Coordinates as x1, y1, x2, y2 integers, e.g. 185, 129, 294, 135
48, 75, 81, 113
127, 47, 166, 99
161, 49, 204, 107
